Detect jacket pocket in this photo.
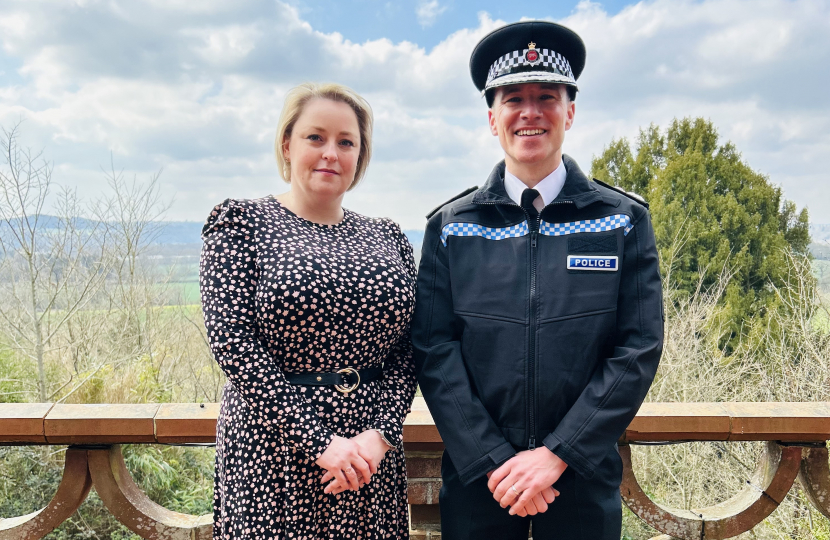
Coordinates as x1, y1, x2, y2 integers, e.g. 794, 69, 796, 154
458, 314, 526, 430
567, 232, 617, 254
448, 234, 528, 321
535, 308, 617, 432
538, 230, 623, 320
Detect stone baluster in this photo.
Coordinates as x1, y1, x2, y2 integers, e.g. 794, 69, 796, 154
619, 442, 802, 540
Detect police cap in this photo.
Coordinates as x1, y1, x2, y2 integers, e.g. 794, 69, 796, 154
470, 21, 586, 106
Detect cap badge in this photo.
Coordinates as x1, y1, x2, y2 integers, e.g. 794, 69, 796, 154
524, 42, 541, 65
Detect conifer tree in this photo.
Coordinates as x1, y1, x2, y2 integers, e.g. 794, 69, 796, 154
591, 118, 812, 349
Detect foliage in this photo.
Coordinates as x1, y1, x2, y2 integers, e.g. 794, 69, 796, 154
591, 118, 813, 349
0, 328, 217, 538
0, 444, 214, 540
814, 258, 830, 297
621, 252, 830, 539
0, 124, 222, 538
0, 124, 115, 401
0, 340, 36, 402
0, 124, 223, 407
124, 444, 215, 516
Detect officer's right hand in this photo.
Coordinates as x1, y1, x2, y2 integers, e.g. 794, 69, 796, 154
488, 447, 567, 515
486, 470, 559, 516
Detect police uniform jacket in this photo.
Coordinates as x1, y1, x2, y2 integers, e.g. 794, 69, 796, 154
412, 155, 664, 486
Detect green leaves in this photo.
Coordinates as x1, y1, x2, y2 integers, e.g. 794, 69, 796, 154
591, 117, 814, 350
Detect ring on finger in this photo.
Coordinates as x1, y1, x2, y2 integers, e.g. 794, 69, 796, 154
345, 466, 355, 475
511, 484, 519, 496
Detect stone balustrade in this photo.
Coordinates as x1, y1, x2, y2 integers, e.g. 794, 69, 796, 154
1, 399, 829, 539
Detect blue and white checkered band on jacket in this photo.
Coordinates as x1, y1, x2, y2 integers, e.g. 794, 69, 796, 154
440, 222, 529, 246
539, 214, 633, 236
486, 48, 575, 87
441, 215, 633, 246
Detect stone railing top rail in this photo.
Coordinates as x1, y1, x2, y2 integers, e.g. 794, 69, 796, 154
1, 399, 830, 445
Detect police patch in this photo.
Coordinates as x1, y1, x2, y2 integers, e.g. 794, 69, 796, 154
567, 255, 619, 271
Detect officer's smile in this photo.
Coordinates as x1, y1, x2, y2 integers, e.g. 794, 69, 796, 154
515, 129, 547, 137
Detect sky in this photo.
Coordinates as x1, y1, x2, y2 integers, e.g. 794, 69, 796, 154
0, 0, 829, 228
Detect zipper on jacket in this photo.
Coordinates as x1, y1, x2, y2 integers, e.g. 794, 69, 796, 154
528, 201, 574, 449
473, 198, 575, 451
528, 200, 574, 449
527, 215, 539, 450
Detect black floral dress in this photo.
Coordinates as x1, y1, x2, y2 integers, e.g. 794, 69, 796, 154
200, 196, 417, 539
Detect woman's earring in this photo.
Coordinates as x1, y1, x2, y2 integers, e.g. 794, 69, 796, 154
283, 160, 290, 179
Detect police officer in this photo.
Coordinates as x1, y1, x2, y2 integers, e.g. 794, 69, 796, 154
412, 21, 664, 539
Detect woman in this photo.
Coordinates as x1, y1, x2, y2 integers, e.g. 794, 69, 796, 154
200, 82, 417, 539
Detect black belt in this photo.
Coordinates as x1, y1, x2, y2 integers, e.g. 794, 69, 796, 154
284, 366, 382, 394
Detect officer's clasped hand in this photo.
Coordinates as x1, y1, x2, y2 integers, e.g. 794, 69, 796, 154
487, 447, 568, 516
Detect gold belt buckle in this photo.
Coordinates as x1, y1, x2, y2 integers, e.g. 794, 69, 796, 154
334, 367, 360, 394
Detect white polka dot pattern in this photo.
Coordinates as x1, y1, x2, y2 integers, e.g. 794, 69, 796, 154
200, 196, 417, 539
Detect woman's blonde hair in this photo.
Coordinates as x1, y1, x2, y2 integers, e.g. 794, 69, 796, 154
275, 82, 374, 190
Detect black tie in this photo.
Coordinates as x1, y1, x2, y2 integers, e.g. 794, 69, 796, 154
521, 188, 540, 220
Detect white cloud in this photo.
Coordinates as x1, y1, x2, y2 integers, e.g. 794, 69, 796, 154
416, 0, 448, 28
0, 0, 829, 228
558, 0, 830, 222
184, 24, 262, 65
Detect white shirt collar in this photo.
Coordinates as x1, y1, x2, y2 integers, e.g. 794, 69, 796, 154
503, 160, 567, 212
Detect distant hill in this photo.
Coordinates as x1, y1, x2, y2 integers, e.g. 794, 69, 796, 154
153, 221, 202, 245
0, 215, 424, 248
151, 221, 425, 250
811, 223, 830, 244
811, 224, 830, 262
5, 215, 825, 262
811, 243, 830, 260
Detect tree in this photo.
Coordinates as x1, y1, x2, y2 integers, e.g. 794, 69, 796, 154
591, 118, 812, 349
0, 124, 221, 539
0, 124, 171, 402
0, 124, 112, 401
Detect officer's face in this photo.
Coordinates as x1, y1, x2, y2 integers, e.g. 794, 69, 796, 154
488, 83, 575, 177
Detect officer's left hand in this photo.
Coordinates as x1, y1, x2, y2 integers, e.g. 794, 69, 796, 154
488, 447, 568, 515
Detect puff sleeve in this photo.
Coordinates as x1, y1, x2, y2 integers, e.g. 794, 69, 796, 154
369, 221, 418, 448
200, 199, 334, 461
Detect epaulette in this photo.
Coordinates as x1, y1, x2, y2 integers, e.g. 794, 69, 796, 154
425, 186, 479, 219
592, 179, 649, 208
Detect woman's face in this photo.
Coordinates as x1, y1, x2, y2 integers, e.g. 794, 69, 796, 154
283, 98, 361, 202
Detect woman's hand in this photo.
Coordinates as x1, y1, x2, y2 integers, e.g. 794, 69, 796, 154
315, 435, 373, 494
353, 429, 391, 472
321, 430, 391, 495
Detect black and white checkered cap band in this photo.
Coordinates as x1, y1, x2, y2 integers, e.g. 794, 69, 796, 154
485, 48, 576, 90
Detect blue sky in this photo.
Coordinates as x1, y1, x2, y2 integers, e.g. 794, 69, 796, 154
288, 0, 633, 49
1, 0, 829, 228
